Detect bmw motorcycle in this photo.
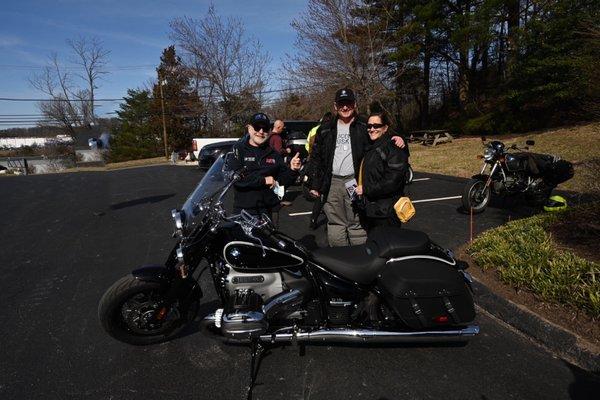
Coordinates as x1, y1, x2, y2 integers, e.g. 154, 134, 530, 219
98, 155, 478, 390
461, 138, 574, 213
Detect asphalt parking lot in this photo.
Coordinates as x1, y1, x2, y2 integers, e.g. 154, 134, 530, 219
1, 165, 598, 400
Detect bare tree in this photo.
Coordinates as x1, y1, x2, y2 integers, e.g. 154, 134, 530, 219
170, 5, 270, 133
29, 36, 109, 135
67, 36, 110, 123
284, 0, 399, 111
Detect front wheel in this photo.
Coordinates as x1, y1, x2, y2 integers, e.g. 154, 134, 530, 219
98, 275, 198, 345
461, 179, 491, 213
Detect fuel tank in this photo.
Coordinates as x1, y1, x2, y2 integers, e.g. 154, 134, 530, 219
218, 222, 306, 271
224, 241, 305, 271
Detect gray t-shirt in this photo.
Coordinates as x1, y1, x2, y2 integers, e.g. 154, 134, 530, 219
332, 120, 354, 176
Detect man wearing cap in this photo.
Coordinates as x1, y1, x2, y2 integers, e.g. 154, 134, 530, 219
309, 88, 405, 247
229, 112, 302, 218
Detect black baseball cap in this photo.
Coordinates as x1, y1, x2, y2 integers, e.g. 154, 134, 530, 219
249, 112, 270, 130
335, 88, 356, 103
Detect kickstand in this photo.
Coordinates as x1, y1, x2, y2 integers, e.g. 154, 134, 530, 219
246, 339, 267, 400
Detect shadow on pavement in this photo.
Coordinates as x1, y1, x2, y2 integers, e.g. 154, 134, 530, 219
109, 193, 175, 210
565, 361, 600, 400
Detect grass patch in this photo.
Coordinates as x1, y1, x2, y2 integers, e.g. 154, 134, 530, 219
105, 157, 169, 170
466, 202, 600, 318
410, 122, 600, 193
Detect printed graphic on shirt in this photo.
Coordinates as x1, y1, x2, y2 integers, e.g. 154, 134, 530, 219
336, 132, 350, 145
265, 158, 275, 164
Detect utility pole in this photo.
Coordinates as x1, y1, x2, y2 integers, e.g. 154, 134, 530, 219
159, 74, 168, 159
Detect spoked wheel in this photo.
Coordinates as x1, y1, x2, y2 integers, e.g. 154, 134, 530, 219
405, 165, 414, 185
98, 275, 198, 345
461, 179, 491, 213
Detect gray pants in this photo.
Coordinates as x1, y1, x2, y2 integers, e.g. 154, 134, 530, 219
323, 176, 367, 247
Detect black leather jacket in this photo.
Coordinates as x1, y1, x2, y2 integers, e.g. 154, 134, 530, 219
308, 116, 369, 200
362, 133, 408, 218
229, 137, 298, 212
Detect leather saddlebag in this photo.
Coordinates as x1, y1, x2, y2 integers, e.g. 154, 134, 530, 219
378, 258, 475, 329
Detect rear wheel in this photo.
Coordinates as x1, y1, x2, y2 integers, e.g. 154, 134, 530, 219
98, 275, 198, 345
461, 179, 491, 213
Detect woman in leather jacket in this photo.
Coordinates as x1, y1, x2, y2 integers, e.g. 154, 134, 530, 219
355, 112, 409, 232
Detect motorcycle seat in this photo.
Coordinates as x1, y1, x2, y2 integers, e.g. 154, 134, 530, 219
310, 228, 431, 285
367, 227, 430, 258
311, 244, 386, 285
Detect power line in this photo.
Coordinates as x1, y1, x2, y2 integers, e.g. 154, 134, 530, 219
0, 84, 323, 103
0, 64, 155, 71
0, 114, 49, 117
0, 97, 123, 102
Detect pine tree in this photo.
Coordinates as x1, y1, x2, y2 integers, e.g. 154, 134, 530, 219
110, 89, 160, 162
152, 46, 204, 152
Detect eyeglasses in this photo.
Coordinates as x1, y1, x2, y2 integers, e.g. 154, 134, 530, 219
367, 123, 385, 130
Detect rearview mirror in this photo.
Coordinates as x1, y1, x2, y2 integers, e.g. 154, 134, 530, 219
223, 151, 236, 170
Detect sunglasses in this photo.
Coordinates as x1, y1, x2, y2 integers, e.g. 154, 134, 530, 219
367, 123, 385, 130
252, 124, 269, 132
336, 100, 355, 108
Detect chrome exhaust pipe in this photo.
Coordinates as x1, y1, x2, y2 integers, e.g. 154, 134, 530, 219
259, 325, 479, 344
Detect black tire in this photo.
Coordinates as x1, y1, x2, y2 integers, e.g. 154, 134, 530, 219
405, 165, 414, 185
98, 275, 198, 346
461, 179, 491, 214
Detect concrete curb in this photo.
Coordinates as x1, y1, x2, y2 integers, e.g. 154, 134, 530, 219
472, 277, 600, 373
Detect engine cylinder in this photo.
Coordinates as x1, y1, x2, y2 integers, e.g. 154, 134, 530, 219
221, 311, 268, 340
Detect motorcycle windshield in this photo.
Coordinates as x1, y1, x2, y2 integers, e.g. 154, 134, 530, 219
180, 155, 231, 227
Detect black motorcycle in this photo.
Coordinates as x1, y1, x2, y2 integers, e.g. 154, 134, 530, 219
98, 155, 478, 391
461, 138, 574, 213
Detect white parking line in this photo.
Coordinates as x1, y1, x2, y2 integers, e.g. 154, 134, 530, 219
289, 195, 462, 216
411, 178, 431, 182
411, 195, 462, 203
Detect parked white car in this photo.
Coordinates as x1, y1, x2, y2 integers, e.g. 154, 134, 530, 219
191, 137, 239, 160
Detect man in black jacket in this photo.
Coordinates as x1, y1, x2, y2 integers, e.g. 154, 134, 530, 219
309, 88, 405, 246
229, 112, 301, 217
308, 88, 371, 246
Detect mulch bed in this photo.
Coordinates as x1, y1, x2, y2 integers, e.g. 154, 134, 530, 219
548, 206, 600, 264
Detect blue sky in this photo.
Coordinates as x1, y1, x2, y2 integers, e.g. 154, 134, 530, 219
0, 0, 307, 128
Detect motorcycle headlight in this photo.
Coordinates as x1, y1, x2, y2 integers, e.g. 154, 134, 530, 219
483, 147, 495, 161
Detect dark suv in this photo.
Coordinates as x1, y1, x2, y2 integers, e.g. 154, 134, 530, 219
198, 140, 238, 170
282, 120, 318, 159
